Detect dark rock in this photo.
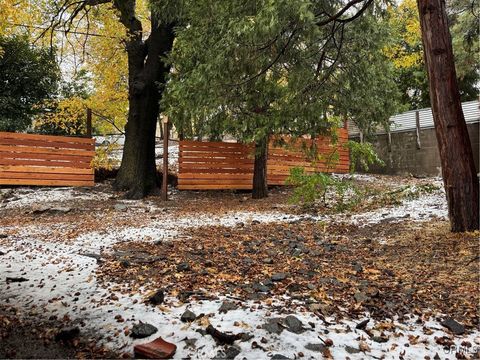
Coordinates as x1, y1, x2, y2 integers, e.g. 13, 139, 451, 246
181, 309, 197, 323
356, 319, 369, 330
149, 290, 165, 305
217, 345, 241, 359
263, 279, 274, 287
319, 277, 340, 286
353, 263, 363, 272
345, 346, 361, 354
219, 301, 238, 314
131, 322, 158, 339
284, 315, 304, 334
288, 241, 300, 249
253, 283, 270, 293
291, 249, 303, 257
372, 336, 389, 343
383, 269, 395, 277
286, 283, 303, 293
179, 291, 197, 302
354, 291, 369, 303
305, 343, 326, 352
263, 318, 284, 334
177, 262, 191, 272
0, 250, 5, 256
55, 327, 80, 342
239, 333, 254, 342
441, 317, 465, 335
321, 243, 336, 251
184, 338, 197, 349
204, 259, 214, 267
114, 204, 128, 211
120, 259, 130, 268
271, 355, 291, 360
0, 234, 7, 239
6, 277, 28, 283
196, 328, 207, 336
251, 220, 260, 225
243, 258, 254, 266
271, 273, 287, 282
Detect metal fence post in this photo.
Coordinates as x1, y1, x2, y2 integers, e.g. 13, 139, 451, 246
161, 116, 169, 201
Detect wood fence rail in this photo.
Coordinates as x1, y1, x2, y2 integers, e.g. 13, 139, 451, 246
0, 132, 95, 187
178, 129, 349, 190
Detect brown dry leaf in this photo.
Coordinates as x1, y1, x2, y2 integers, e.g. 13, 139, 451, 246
359, 341, 371, 352
197, 316, 211, 327
375, 321, 395, 331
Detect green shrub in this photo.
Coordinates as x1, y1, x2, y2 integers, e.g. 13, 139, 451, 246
346, 140, 384, 172
286, 167, 360, 211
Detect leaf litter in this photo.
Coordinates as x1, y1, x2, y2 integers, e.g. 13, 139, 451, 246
0, 175, 478, 359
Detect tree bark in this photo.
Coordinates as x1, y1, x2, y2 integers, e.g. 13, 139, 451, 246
252, 137, 268, 199
417, 0, 479, 231
112, 2, 175, 199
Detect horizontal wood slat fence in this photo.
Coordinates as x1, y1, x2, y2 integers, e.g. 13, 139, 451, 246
178, 129, 349, 190
0, 132, 95, 187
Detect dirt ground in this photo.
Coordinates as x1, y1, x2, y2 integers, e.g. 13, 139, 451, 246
0, 175, 479, 359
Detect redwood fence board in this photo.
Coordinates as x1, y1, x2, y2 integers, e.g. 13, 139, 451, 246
0, 132, 95, 187
178, 129, 349, 190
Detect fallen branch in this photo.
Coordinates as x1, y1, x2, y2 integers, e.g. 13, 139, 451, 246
206, 325, 244, 345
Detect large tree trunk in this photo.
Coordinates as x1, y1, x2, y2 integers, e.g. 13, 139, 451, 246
114, 80, 160, 198
417, 0, 479, 231
112, 5, 175, 199
252, 137, 268, 199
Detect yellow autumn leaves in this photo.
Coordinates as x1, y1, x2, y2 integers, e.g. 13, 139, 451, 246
384, 0, 423, 69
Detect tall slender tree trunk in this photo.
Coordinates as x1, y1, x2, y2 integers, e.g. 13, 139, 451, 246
112, 5, 175, 199
417, 0, 479, 231
252, 137, 268, 199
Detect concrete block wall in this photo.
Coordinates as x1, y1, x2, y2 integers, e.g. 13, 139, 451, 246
351, 123, 479, 176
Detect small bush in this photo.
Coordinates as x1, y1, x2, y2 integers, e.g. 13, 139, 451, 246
346, 140, 384, 172
91, 143, 120, 170
286, 167, 360, 211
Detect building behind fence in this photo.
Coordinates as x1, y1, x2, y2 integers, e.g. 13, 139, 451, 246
348, 100, 479, 176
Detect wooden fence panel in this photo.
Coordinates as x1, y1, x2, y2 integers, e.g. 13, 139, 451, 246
0, 132, 95, 187
267, 129, 350, 185
178, 129, 350, 190
178, 141, 254, 189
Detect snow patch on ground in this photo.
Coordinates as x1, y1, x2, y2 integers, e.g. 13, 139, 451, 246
0, 237, 478, 359
1, 187, 111, 209
106, 141, 179, 170
332, 173, 378, 182
347, 191, 447, 225
0, 177, 464, 358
